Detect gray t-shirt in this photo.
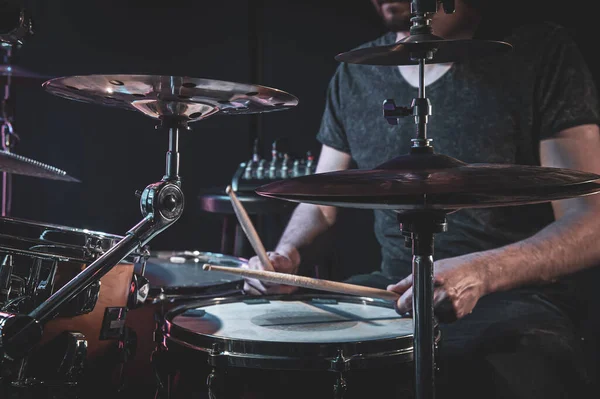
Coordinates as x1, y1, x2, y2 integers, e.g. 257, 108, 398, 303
317, 22, 600, 281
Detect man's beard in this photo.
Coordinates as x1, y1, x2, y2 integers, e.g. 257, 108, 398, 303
377, 0, 412, 32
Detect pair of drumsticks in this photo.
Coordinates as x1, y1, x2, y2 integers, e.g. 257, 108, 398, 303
202, 186, 400, 302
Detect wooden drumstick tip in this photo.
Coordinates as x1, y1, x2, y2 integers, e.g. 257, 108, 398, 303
225, 185, 232, 194
203, 264, 211, 271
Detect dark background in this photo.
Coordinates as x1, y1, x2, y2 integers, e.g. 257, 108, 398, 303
4, 0, 600, 281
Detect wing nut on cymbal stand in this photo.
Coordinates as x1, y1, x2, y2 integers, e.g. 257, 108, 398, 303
0, 116, 186, 360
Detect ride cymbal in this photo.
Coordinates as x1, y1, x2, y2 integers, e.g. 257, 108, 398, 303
43, 74, 299, 122
255, 153, 600, 210
335, 34, 512, 66
0, 151, 80, 182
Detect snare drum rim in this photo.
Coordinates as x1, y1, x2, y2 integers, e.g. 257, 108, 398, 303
162, 294, 415, 370
150, 250, 248, 265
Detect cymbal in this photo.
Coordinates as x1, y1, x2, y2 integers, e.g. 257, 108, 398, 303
0, 65, 53, 85
43, 74, 299, 122
255, 153, 600, 210
0, 151, 80, 182
335, 34, 512, 65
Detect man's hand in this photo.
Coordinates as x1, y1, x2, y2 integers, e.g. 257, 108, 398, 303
387, 252, 491, 321
243, 251, 299, 295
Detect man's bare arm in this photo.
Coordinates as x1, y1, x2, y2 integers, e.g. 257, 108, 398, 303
484, 124, 600, 293
275, 144, 352, 268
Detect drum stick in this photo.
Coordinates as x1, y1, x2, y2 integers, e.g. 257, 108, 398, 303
203, 264, 400, 302
226, 185, 274, 270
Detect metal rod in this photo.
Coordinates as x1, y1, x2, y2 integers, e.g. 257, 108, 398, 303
1, 44, 14, 217
417, 59, 427, 142
419, 59, 425, 99
1, 172, 10, 216
412, 232, 436, 399
248, 0, 264, 152
28, 215, 153, 323
411, 0, 439, 14
165, 125, 180, 181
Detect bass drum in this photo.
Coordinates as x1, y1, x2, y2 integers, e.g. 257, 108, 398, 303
156, 294, 424, 399
121, 250, 245, 396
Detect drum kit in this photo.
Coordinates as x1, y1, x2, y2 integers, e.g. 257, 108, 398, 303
0, 1, 599, 399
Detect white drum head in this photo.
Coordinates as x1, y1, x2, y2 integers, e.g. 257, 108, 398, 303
172, 297, 412, 344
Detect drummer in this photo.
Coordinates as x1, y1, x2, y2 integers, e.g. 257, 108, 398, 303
243, 1, 600, 398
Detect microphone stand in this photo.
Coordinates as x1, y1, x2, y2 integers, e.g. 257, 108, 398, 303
0, 116, 186, 360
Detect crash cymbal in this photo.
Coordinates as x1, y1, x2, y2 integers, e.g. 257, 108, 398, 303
335, 33, 512, 65
0, 65, 53, 85
43, 74, 299, 122
0, 151, 80, 182
255, 153, 600, 210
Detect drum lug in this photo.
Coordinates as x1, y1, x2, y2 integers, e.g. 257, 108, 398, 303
127, 273, 150, 309
99, 307, 128, 340
329, 349, 350, 373
330, 349, 349, 399
207, 343, 227, 399
61, 280, 101, 316
207, 342, 225, 368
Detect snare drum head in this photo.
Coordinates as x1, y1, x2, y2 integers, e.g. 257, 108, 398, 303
135, 250, 246, 296
169, 295, 412, 344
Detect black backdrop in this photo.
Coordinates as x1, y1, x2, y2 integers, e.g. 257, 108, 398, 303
5, 0, 600, 281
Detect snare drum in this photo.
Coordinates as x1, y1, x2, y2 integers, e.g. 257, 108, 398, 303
158, 294, 422, 399
0, 216, 144, 393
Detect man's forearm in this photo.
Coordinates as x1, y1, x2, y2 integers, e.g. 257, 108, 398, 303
275, 203, 336, 268
481, 207, 600, 295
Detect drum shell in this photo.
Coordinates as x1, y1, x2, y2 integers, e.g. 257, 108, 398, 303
39, 261, 134, 359
161, 334, 415, 399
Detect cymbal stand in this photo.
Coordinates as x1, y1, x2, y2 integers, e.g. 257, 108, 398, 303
0, 43, 20, 217
0, 5, 32, 217
382, 2, 455, 399
0, 117, 186, 360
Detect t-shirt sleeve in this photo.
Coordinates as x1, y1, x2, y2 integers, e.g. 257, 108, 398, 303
316, 65, 352, 154
535, 26, 600, 140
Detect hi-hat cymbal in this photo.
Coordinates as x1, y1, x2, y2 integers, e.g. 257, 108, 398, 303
0, 151, 80, 182
0, 65, 53, 85
335, 34, 512, 65
255, 153, 600, 210
43, 75, 299, 122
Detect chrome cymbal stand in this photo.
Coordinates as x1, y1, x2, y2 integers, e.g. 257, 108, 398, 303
1, 5, 33, 216
1, 43, 19, 217
382, 1, 455, 399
